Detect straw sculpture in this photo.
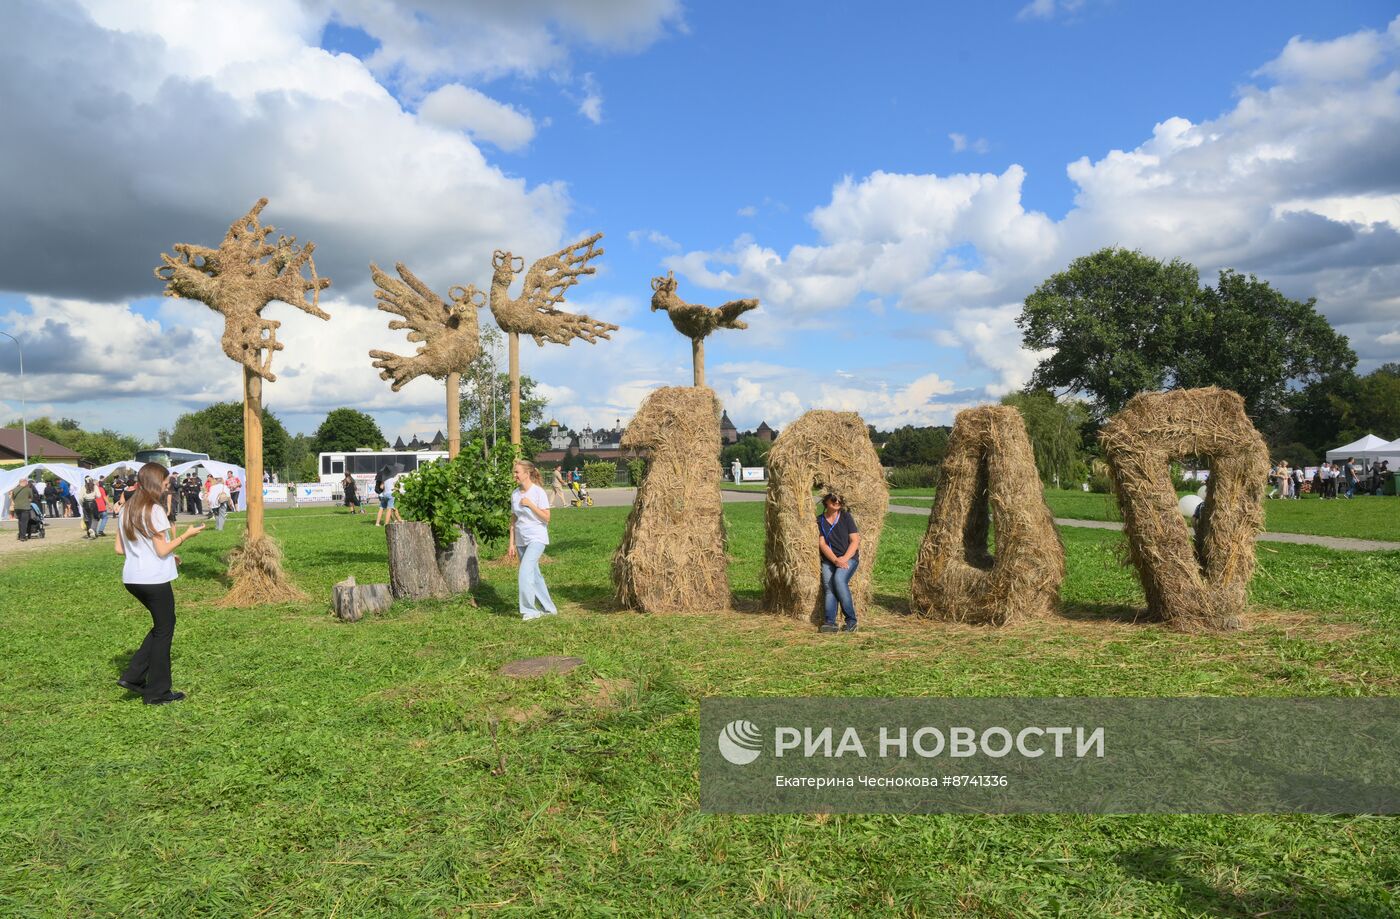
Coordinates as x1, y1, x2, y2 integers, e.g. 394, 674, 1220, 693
155, 198, 330, 605
909, 405, 1064, 625
369, 261, 486, 458
488, 234, 616, 444
763, 411, 888, 622
1098, 387, 1268, 631
650, 271, 758, 386
612, 387, 730, 612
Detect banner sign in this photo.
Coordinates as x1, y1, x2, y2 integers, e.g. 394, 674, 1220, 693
701, 697, 1400, 814
296, 482, 333, 502
740, 466, 766, 482
262, 484, 288, 504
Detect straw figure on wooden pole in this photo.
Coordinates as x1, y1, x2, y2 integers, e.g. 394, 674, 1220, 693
910, 405, 1064, 625
1099, 386, 1268, 632
368, 261, 486, 459
488, 234, 615, 445
649, 271, 758, 386
613, 386, 729, 612
155, 198, 330, 605
763, 411, 888, 622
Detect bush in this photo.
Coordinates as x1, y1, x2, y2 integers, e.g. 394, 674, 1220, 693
627, 457, 647, 487
1088, 473, 1113, 494
584, 461, 618, 490
886, 464, 938, 489
395, 438, 516, 547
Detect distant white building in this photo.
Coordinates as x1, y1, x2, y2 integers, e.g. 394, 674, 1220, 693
548, 419, 623, 452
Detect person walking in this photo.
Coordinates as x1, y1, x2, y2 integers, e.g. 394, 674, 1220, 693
1292, 464, 1306, 500
226, 472, 241, 509
164, 471, 179, 523
31, 476, 48, 518
113, 462, 204, 706
1343, 458, 1358, 499
816, 492, 861, 633
8, 477, 34, 541
59, 478, 75, 517
342, 472, 364, 515
92, 478, 110, 537
508, 460, 557, 620
82, 477, 102, 538
374, 472, 403, 526
202, 475, 215, 517
550, 466, 568, 508
208, 476, 232, 531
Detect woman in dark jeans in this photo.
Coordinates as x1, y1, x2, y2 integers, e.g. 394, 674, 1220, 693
816, 492, 861, 633
114, 462, 205, 705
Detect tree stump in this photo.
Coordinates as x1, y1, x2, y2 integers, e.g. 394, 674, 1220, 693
436, 529, 480, 595
332, 575, 393, 622
386, 521, 451, 600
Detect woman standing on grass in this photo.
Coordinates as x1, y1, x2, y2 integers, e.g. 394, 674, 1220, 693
342, 472, 363, 515
114, 462, 204, 706
508, 460, 557, 621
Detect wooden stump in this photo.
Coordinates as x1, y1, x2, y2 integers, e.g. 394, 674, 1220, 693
386, 521, 451, 600
436, 529, 480, 595
332, 575, 393, 622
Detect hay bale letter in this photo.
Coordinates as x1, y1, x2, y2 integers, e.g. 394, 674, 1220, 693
1099, 387, 1268, 631
910, 405, 1064, 625
763, 411, 888, 622
613, 387, 730, 612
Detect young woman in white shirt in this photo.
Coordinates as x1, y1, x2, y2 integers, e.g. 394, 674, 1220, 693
114, 462, 204, 705
508, 460, 557, 620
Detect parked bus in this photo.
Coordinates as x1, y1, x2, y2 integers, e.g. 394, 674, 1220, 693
319, 449, 448, 498
134, 446, 211, 468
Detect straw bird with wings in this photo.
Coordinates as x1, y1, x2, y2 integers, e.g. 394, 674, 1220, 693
650, 270, 758, 340
368, 262, 485, 390
489, 233, 616, 345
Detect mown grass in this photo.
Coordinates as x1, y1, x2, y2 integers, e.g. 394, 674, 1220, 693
1, 504, 1398, 916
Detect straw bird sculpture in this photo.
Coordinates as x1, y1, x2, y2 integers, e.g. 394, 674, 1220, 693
650, 271, 757, 385
155, 198, 330, 383
488, 232, 615, 443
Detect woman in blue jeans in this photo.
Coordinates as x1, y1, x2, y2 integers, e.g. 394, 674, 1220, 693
817, 492, 861, 633
508, 460, 557, 621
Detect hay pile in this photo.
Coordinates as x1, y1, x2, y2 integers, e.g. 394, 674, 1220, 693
612, 387, 730, 612
910, 405, 1064, 625
1098, 387, 1268, 632
762, 411, 888, 622
218, 534, 307, 607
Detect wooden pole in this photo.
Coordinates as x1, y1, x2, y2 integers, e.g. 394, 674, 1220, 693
508, 331, 521, 447
693, 338, 704, 387
243, 367, 264, 541
446, 371, 461, 459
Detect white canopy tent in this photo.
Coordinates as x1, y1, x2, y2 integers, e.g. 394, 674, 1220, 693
0, 462, 89, 520
88, 459, 143, 480
171, 459, 248, 511
1356, 437, 1400, 465
1325, 434, 1389, 461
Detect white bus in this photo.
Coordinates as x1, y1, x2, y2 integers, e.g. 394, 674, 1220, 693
318, 449, 448, 498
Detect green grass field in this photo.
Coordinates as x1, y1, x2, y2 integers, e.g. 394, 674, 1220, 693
2, 505, 1398, 916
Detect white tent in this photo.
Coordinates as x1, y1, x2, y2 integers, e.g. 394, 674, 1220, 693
171, 459, 248, 511
1356, 436, 1400, 464
1325, 434, 1390, 461
0, 462, 89, 520
89, 459, 143, 480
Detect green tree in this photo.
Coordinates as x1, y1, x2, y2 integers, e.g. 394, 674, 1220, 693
721, 435, 772, 469
5, 417, 146, 464
169, 402, 289, 469
396, 438, 517, 547
879, 426, 950, 468
282, 433, 318, 482
1001, 391, 1092, 486
312, 408, 386, 454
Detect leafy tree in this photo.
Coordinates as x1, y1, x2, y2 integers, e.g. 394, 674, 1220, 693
5, 416, 146, 464
1290, 363, 1400, 457
312, 408, 386, 454
396, 438, 517, 547
721, 435, 772, 469
456, 323, 548, 452
879, 426, 950, 468
1001, 391, 1092, 486
169, 402, 289, 470
282, 433, 318, 483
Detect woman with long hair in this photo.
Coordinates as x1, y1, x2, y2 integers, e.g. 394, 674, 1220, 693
508, 460, 557, 620
113, 462, 204, 705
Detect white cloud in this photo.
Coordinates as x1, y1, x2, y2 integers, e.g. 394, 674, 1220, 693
1016, 0, 1085, 23
949, 132, 990, 154
418, 83, 536, 151
627, 229, 680, 251
578, 72, 603, 123
1379, 330, 1400, 346
737, 205, 757, 217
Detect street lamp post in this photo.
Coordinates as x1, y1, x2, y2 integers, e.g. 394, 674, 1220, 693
0, 331, 26, 465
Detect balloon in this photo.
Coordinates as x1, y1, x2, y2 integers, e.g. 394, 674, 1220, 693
1178, 494, 1203, 519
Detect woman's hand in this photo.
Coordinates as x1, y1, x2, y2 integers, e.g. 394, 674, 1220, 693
183, 524, 206, 539
507, 541, 518, 562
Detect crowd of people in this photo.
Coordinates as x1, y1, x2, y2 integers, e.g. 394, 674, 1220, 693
5, 467, 243, 541
1269, 458, 1393, 499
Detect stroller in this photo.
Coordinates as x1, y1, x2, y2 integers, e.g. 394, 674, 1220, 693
23, 504, 46, 539
569, 480, 594, 507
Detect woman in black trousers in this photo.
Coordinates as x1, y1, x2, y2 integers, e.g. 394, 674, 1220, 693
114, 462, 204, 705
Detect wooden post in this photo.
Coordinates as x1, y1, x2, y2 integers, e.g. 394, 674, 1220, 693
243, 367, 264, 541
446, 371, 461, 459
508, 331, 521, 447
693, 338, 704, 387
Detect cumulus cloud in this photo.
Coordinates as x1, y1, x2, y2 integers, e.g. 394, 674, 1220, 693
418, 83, 536, 150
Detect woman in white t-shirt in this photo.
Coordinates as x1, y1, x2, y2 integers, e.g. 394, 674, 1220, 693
508, 460, 557, 620
114, 462, 205, 705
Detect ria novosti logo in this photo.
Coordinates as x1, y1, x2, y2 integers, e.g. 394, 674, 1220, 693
717, 719, 762, 765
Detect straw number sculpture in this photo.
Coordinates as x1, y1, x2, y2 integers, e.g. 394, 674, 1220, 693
488, 233, 616, 444
910, 405, 1064, 625
154, 198, 331, 604
1099, 387, 1268, 632
368, 261, 486, 458
613, 387, 730, 612
650, 271, 758, 386
763, 411, 888, 622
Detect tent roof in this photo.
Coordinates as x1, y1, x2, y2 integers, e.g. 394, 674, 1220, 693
1325, 434, 1390, 460
1356, 436, 1400, 461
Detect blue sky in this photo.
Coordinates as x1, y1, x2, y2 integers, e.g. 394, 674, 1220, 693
1, 0, 1398, 444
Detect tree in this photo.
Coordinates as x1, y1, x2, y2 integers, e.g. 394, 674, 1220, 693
1001, 391, 1092, 486
5, 417, 146, 464
1290, 364, 1400, 457
312, 408, 386, 454
721, 435, 772, 469
282, 433, 318, 483
169, 402, 289, 470
458, 325, 548, 453
878, 426, 950, 468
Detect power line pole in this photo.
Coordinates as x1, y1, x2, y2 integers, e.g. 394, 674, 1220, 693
0, 331, 27, 464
